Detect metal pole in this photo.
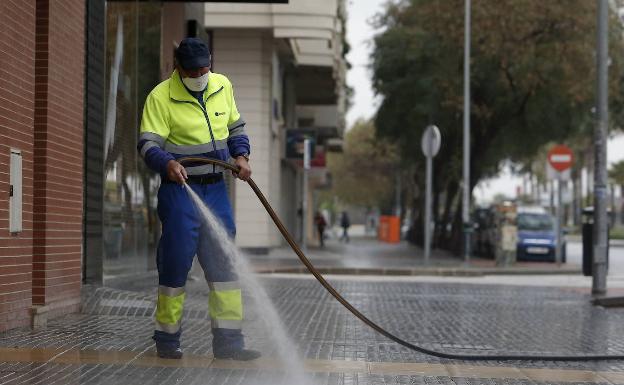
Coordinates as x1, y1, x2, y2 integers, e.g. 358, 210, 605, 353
462, 0, 471, 264
424, 152, 432, 264
395, 172, 402, 218
555, 174, 563, 266
593, 0, 609, 295
302, 138, 310, 251
550, 179, 555, 215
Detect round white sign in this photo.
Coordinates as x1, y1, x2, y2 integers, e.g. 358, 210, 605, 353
421, 125, 441, 157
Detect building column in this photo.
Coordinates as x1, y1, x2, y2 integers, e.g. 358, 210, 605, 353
83, 0, 105, 285
32, 0, 85, 328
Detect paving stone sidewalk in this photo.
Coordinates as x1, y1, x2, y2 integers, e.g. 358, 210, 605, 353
2, 272, 624, 384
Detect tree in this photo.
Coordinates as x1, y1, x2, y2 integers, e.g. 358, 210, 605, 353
610, 160, 624, 224
326, 119, 400, 212
609, 160, 624, 187
371, 0, 624, 253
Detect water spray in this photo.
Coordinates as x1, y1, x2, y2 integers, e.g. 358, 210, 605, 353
179, 156, 624, 362
184, 184, 308, 384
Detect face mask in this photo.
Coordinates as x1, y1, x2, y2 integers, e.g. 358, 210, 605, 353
182, 72, 208, 92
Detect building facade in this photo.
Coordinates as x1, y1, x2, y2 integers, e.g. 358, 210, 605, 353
204, 0, 347, 248
0, 0, 85, 331
0, 0, 342, 332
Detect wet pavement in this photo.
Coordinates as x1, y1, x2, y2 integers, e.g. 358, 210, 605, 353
247, 237, 582, 276
3, 236, 624, 384
3, 268, 624, 384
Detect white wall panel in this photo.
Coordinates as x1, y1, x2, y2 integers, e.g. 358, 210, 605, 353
9, 149, 22, 233
213, 29, 280, 248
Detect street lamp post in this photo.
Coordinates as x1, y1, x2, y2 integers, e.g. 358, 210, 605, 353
463, 0, 472, 265
593, 0, 609, 295
422, 125, 441, 264
302, 138, 311, 252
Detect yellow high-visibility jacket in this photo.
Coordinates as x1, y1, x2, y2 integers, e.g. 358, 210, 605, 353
137, 69, 249, 175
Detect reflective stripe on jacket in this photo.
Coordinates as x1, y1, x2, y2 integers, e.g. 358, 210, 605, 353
137, 69, 250, 176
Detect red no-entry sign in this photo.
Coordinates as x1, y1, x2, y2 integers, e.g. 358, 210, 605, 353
547, 145, 574, 172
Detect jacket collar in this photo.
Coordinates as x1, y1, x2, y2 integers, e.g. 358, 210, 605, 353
169, 69, 222, 103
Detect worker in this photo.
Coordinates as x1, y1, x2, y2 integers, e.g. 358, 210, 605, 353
137, 37, 260, 361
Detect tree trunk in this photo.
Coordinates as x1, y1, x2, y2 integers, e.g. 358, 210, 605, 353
621, 184, 624, 225
572, 167, 581, 227
432, 186, 440, 248
585, 146, 594, 207
407, 172, 425, 245
449, 200, 464, 256
611, 183, 616, 228
436, 180, 459, 247
408, 195, 425, 246
549, 179, 555, 215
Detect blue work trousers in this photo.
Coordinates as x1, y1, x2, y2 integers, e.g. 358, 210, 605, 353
153, 179, 244, 355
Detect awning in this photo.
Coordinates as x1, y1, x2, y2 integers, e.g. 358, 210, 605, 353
108, 1, 287, 3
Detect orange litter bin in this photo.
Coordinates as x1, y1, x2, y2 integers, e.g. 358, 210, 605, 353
378, 215, 400, 243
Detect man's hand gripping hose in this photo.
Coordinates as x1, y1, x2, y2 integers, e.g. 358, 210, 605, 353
178, 156, 624, 362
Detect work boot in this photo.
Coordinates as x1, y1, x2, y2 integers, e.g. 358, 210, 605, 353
214, 349, 261, 361
156, 345, 183, 359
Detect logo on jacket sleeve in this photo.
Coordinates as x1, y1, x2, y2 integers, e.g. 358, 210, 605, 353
215, 112, 226, 117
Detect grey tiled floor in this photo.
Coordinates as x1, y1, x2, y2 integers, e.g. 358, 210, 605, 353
1, 274, 624, 384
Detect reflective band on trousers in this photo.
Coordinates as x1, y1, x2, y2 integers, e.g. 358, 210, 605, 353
208, 281, 241, 291
208, 281, 242, 329
155, 319, 181, 334
211, 319, 242, 329
159, 285, 185, 296
155, 286, 186, 334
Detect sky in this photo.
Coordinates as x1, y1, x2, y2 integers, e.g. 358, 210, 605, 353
344, 0, 624, 204
345, 0, 385, 127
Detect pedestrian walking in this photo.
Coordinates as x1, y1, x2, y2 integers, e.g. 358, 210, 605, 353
314, 211, 327, 247
340, 211, 351, 243
368, 215, 377, 235
137, 37, 260, 361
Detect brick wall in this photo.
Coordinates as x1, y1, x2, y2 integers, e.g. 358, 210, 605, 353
0, 0, 37, 331
0, 0, 84, 332
32, 0, 84, 318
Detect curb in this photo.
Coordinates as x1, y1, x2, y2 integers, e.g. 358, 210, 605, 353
593, 296, 624, 307
255, 266, 582, 277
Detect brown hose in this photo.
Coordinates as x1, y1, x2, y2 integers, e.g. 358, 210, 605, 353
177, 156, 624, 361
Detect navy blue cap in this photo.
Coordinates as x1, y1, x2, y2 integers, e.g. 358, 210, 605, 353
175, 37, 211, 70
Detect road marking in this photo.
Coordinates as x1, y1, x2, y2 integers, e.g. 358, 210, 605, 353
0, 347, 621, 383
368, 361, 447, 376
520, 367, 611, 382
445, 364, 527, 379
